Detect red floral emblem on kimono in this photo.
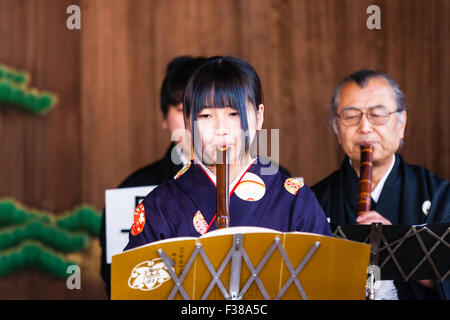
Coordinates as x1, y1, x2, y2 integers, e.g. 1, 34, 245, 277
131, 203, 146, 236
284, 178, 304, 195
193, 210, 208, 235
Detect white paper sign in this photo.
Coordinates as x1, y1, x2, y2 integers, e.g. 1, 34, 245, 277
105, 185, 157, 264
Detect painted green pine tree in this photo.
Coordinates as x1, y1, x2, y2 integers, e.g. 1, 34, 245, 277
0, 64, 101, 278
0, 63, 57, 114
0, 199, 102, 278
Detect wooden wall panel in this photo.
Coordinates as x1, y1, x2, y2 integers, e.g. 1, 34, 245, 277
386, 0, 450, 177
80, 0, 157, 207
152, 0, 242, 154
0, 0, 91, 299
0, 0, 82, 211
0, 0, 448, 300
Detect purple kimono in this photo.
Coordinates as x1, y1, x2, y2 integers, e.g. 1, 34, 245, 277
124, 158, 332, 251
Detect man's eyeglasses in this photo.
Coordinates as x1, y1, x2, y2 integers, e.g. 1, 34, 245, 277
336, 107, 400, 126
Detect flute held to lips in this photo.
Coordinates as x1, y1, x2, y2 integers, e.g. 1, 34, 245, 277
358, 144, 373, 216
216, 146, 230, 229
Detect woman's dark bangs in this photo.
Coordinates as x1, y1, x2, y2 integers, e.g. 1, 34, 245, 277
185, 56, 263, 154
192, 67, 249, 123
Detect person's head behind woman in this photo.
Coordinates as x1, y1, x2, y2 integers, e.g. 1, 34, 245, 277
183, 56, 264, 167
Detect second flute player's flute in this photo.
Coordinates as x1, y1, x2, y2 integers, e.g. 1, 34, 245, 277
216, 146, 230, 229
358, 144, 374, 216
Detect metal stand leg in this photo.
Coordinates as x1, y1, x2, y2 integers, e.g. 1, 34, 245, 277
367, 268, 376, 300
229, 234, 243, 300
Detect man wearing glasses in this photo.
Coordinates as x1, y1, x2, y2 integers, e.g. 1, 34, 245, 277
312, 70, 449, 300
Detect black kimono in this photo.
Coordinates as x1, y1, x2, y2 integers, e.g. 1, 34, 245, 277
312, 154, 450, 299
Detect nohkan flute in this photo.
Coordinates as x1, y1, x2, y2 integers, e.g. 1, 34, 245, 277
358, 144, 373, 216
216, 146, 230, 229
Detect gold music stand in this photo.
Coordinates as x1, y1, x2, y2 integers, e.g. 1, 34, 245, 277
111, 227, 370, 300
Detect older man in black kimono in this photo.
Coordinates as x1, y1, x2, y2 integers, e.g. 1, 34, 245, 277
312, 70, 450, 300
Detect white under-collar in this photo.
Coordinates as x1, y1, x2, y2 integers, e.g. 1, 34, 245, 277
196, 157, 257, 193
371, 155, 396, 203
